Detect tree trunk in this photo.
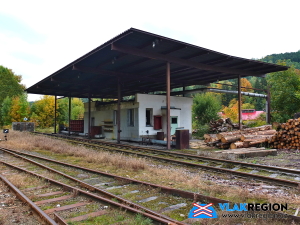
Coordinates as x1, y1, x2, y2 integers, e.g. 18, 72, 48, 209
241, 134, 274, 141
221, 135, 242, 143
230, 142, 244, 149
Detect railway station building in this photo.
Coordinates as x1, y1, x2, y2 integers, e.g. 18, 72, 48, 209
83, 93, 192, 140
26, 28, 288, 149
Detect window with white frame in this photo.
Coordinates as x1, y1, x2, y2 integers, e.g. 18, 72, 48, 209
127, 109, 134, 127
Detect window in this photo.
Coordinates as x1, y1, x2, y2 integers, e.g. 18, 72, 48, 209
127, 109, 134, 126
171, 117, 178, 124
146, 108, 153, 126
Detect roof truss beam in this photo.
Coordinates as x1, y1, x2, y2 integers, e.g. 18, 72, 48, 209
111, 43, 264, 77
72, 65, 184, 85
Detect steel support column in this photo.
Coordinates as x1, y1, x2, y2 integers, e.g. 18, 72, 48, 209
88, 93, 91, 139
68, 97, 71, 136
267, 88, 271, 124
238, 75, 242, 130
117, 77, 121, 144
54, 95, 57, 134
182, 83, 186, 97
166, 62, 171, 149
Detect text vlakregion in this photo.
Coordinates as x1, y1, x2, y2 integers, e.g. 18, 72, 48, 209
219, 203, 288, 212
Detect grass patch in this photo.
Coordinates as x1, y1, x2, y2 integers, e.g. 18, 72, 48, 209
2, 131, 300, 224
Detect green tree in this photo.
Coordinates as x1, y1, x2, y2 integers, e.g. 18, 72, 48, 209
71, 98, 84, 120
192, 92, 222, 126
1, 96, 12, 126
57, 98, 69, 125
211, 80, 235, 107
57, 97, 84, 125
0, 65, 25, 105
29, 112, 39, 126
0, 65, 25, 126
18, 94, 30, 120
261, 50, 300, 69
266, 61, 300, 122
248, 76, 268, 110
242, 103, 255, 109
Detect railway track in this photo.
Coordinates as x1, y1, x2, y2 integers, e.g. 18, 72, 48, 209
0, 148, 190, 224
34, 132, 300, 188
0, 174, 54, 224
1, 146, 300, 224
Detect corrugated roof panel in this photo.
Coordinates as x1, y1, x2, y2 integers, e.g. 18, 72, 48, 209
26, 28, 288, 98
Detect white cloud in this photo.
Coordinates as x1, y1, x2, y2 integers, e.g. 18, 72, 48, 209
0, 0, 299, 101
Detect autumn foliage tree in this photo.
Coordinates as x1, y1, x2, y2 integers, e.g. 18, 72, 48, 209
241, 78, 253, 92
31, 95, 56, 128
222, 99, 255, 123
9, 94, 30, 122
0, 65, 25, 126
222, 99, 239, 123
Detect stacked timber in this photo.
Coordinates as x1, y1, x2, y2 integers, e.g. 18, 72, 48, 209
269, 118, 300, 149
205, 125, 276, 149
208, 118, 241, 133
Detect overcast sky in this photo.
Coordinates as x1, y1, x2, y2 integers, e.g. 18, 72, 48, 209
0, 0, 299, 101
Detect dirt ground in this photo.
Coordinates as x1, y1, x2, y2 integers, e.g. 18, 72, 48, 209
0, 180, 41, 225
188, 140, 300, 169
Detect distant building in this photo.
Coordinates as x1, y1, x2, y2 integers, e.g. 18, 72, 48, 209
220, 109, 264, 121
241, 109, 264, 120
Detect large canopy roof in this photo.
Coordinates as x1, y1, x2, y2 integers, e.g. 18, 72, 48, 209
26, 28, 288, 98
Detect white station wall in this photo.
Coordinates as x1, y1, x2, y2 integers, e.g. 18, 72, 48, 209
137, 94, 193, 137
84, 94, 192, 139
84, 101, 139, 139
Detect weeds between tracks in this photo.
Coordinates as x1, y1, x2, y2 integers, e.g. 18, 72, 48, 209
1, 131, 300, 224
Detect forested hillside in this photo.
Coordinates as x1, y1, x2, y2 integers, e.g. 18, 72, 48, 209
2, 50, 300, 131
260, 50, 300, 69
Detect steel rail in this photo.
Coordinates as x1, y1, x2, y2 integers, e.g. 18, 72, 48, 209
0, 146, 228, 204
0, 174, 57, 225
104, 148, 300, 187
53, 213, 68, 225
35, 132, 300, 176
1, 149, 188, 225
0, 160, 183, 225
118, 144, 300, 176
2, 146, 300, 223
33, 134, 300, 188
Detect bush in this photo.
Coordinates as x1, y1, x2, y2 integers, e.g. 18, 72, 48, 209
244, 120, 267, 128
192, 93, 221, 126
193, 124, 209, 139
243, 112, 267, 127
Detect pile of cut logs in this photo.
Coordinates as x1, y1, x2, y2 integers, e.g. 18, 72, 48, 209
269, 118, 300, 149
205, 125, 276, 149
208, 118, 244, 133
